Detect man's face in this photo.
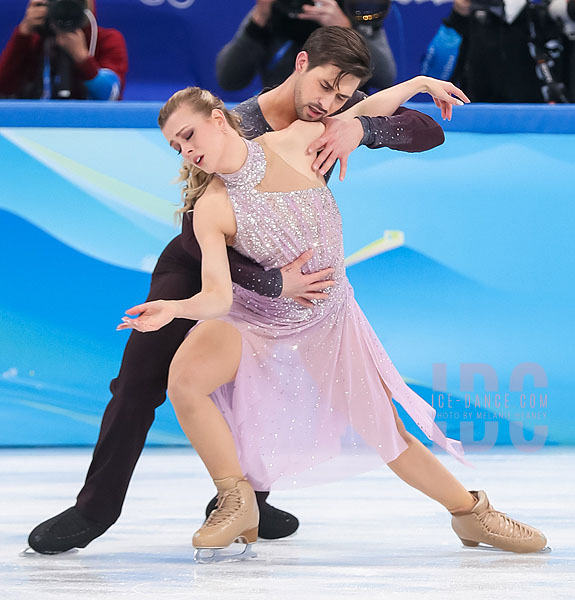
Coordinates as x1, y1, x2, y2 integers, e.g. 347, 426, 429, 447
293, 62, 361, 121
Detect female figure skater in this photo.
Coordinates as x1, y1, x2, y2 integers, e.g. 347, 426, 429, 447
119, 86, 548, 559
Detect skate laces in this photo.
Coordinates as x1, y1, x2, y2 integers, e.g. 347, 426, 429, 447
203, 487, 243, 528
479, 503, 533, 539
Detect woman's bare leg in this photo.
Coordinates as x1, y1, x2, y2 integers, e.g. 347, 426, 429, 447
381, 378, 476, 513
168, 320, 243, 480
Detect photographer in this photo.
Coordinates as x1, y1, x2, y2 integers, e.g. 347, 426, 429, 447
0, 0, 128, 100
216, 0, 396, 92
422, 0, 574, 102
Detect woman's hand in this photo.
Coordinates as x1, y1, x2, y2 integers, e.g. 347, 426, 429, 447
117, 300, 179, 333
419, 76, 471, 121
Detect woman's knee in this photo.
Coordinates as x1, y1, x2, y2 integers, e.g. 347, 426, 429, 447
168, 368, 199, 404
167, 365, 205, 411
167, 320, 241, 407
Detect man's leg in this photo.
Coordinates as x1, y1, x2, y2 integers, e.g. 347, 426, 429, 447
28, 238, 201, 552
28, 237, 299, 552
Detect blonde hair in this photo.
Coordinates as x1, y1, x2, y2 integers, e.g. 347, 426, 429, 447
158, 87, 243, 216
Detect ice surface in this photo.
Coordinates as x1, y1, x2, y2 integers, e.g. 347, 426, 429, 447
1, 447, 573, 600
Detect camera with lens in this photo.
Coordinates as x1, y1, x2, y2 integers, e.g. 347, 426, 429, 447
38, 0, 88, 35
36, 0, 89, 100
274, 0, 315, 19
345, 0, 391, 35
274, 0, 391, 35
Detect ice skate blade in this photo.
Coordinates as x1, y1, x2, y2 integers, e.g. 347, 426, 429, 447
194, 543, 257, 564
19, 547, 79, 557
460, 543, 552, 554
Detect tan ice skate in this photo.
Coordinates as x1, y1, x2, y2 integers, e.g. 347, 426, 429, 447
193, 476, 259, 563
450, 490, 550, 553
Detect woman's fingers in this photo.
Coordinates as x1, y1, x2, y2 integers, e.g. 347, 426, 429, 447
117, 315, 154, 332
450, 83, 471, 103
439, 90, 463, 105
117, 320, 140, 331
125, 304, 146, 316
440, 85, 470, 106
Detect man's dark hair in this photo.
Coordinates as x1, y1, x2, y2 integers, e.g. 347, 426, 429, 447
302, 26, 372, 86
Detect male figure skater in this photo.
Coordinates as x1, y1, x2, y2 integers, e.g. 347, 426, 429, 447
28, 26, 459, 554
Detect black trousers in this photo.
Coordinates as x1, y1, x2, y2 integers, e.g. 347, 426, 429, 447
74, 236, 264, 525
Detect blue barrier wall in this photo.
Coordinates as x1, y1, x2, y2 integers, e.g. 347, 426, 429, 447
0, 0, 453, 101
0, 102, 573, 451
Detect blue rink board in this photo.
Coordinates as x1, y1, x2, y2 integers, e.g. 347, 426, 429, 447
0, 103, 573, 451
1, 102, 575, 133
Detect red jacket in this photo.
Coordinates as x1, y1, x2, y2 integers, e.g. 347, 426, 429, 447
0, 4, 128, 99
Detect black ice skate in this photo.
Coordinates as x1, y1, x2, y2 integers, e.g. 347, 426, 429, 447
206, 492, 299, 540
25, 507, 110, 555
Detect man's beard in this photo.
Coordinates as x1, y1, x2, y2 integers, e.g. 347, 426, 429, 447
294, 86, 325, 121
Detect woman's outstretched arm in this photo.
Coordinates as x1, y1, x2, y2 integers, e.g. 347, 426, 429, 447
117, 181, 235, 332
339, 76, 471, 123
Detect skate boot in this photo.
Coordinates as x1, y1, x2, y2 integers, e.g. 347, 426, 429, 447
450, 490, 550, 553
25, 507, 110, 555
194, 476, 259, 563
206, 491, 299, 540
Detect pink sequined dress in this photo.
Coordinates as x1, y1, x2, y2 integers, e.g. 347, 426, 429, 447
199, 136, 470, 491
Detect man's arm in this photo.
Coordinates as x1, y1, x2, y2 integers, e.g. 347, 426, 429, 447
356, 107, 445, 153
0, 27, 42, 96
228, 248, 283, 297
216, 10, 272, 92
309, 77, 470, 179
363, 29, 397, 91
56, 27, 128, 100
181, 209, 283, 298
181, 204, 334, 304
83, 28, 128, 100
309, 104, 446, 180
339, 89, 445, 152
0, 0, 47, 96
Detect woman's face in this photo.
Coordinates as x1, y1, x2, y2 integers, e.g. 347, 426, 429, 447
161, 104, 227, 174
